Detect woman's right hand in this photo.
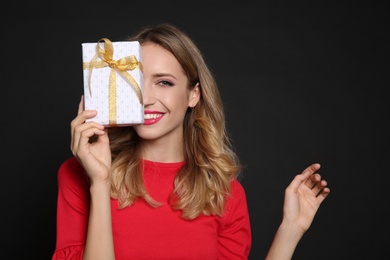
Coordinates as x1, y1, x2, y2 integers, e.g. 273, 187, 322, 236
70, 96, 112, 184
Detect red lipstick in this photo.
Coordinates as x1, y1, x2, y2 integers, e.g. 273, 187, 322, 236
143, 110, 164, 125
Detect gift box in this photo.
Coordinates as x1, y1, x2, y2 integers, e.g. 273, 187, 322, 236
81, 38, 144, 126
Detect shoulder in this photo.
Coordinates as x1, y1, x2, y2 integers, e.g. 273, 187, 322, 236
219, 179, 251, 243
57, 157, 89, 190
229, 179, 247, 200
59, 156, 82, 170
222, 179, 249, 219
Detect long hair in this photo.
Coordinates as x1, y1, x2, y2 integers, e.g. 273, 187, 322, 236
109, 23, 242, 220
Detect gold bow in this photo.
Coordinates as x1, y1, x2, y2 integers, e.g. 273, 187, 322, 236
83, 38, 143, 125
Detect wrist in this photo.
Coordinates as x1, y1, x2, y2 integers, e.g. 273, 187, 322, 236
278, 220, 305, 242
90, 181, 111, 195
265, 221, 305, 260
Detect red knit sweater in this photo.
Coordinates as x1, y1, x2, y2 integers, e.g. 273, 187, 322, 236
52, 157, 251, 259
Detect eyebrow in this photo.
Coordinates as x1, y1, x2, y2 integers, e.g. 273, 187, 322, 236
153, 73, 178, 80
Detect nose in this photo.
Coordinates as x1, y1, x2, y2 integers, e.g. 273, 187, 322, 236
142, 80, 156, 106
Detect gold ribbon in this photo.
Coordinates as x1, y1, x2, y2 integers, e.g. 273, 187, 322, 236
83, 38, 143, 125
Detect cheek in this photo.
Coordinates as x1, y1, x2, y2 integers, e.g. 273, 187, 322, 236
163, 91, 191, 110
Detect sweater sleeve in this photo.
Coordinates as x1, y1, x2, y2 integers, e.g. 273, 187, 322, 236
52, 157, 89, 260
218, 180, 252, 260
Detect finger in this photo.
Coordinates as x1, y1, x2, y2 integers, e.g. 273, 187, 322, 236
308, 178, 325, 197
71, 121, 104, 152
306, 163, 321, 175
286, 163, 320, 193
77, 95, 84, 114
71, 110, 98, 131
299, 163, 321, 184
77, 126, 106, 147
70, 110, 99, 145
72, 125, 106, 156
305, 173, 321, 189
72, 95, 96, 134
302, 163, 322, 189
316, 186, 330, 204
71, 97, 85, 149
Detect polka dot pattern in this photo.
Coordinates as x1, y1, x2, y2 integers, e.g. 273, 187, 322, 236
81, 40, 144, 126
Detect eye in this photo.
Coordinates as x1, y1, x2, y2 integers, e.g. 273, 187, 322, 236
157, 80, 174, 87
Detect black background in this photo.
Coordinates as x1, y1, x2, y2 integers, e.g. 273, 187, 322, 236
2, 1, 389, 259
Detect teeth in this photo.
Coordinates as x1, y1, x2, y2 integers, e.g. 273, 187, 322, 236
144, 114, 163, 120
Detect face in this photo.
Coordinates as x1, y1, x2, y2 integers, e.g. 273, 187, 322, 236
133, 42, 200, 143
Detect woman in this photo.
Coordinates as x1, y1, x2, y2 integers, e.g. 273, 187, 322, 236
52, 23, 330, 260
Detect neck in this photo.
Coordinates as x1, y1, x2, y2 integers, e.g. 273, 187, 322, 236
140, 138, 184, 163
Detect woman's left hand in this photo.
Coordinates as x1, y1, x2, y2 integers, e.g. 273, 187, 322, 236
282, 163, 330, 234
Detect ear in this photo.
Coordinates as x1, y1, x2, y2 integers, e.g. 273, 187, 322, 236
188, 83, 201, 108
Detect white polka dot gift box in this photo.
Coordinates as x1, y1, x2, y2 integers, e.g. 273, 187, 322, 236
81, 38, 144, 126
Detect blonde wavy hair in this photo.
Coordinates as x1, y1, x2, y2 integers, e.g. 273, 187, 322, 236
108, 23, 242, 220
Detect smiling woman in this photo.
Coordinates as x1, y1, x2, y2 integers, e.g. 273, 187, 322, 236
52, 23, 329, 260
133, 42, 200, 139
